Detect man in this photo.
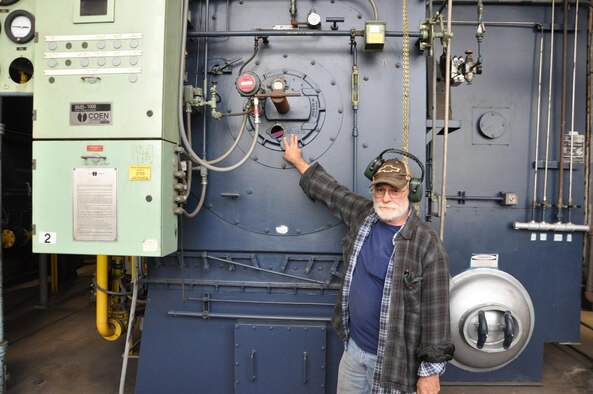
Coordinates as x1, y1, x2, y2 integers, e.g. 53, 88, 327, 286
282, 134, 454, 394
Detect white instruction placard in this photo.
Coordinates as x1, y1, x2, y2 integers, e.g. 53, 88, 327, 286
72, 167, 117, 241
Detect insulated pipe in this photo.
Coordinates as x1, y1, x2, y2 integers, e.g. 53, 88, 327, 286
427, 0, 438, 221
557, 0, 569, 223
96, 255, 118, 340
438, 0, 454, 241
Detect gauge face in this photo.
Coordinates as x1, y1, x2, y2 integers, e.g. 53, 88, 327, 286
5, 10, 35, 43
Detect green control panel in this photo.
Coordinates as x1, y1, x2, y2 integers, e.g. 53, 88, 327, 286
32, 139, 178, 257
33, 0, 182, 142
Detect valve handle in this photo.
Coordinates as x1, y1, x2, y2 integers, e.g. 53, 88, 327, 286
503, 310, 514, 349
476, 310, 488, 349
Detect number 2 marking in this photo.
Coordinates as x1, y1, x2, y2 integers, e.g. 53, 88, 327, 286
39, 232, 57, 244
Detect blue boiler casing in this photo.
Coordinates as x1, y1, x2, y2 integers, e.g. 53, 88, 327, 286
135, 1, 589, 392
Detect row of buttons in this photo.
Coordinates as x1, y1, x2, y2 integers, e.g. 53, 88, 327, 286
47, 39, 140, 51
47, 56, 140, 68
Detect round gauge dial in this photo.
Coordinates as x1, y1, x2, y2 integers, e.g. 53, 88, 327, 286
5, 10, 35, 44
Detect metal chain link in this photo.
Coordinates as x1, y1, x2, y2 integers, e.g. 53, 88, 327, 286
401, 0, 410, 159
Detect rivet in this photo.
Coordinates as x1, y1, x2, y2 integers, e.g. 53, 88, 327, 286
363, 76, 369, 81
362, 143, 369, 148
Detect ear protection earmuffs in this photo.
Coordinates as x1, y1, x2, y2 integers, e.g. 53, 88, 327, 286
364, 149, 425, 203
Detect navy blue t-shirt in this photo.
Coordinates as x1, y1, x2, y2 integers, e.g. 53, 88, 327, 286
349, 221, 400, 355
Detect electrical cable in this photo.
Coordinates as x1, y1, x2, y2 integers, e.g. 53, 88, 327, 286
118, 256, 140, 394
177, 0, 261, 173
369, 0, 379, 20
92, 276, 132, 296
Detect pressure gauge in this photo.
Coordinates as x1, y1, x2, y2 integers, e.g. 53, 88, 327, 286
5, 10, 35, 44
0, 0, 21, 5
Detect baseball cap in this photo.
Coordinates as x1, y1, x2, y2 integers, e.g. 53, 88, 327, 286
370, 159, 412, 190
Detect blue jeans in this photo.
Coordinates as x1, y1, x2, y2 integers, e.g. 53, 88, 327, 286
337, 338, 377, 394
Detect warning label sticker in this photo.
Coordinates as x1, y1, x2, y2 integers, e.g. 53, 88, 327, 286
70, 103, 112, 126
129, 165, 151, 181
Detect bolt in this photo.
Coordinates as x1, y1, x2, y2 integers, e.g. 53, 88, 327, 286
331, 80, 336, 85
363, 76, 369, 81
362, 143, 368, 148
396, 63, 401, 68
311, 60, 316, 65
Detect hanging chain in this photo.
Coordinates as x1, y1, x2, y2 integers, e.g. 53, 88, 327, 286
401, 0, 410, 159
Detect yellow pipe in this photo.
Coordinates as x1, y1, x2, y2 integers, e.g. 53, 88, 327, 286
96, 255, 120, 340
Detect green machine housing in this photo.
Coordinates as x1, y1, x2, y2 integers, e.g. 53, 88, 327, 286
32, 0, 183, 256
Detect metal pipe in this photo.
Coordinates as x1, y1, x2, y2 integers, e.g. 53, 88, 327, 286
0, 121, 6, 394
187, 30, 420, 38
439, 0, 454, 241
202, 0, 210, 160
187, 296, 334, 307
290, 0, 297, 27
427, 0, 438, 221
513, 220, 590, 231
38, 254, 49, 308
542, 0, 557, 221
585, 7, 593, 304
556, 0, 569, 223
168, 310, 331, 322
205, 254, 327, 284
96, 255, 117, 339
144, 277, 341, 290
568, 0, 581, 219
352, 40, 359, 193
532, 27, 545, 221
50, 254, 58, 293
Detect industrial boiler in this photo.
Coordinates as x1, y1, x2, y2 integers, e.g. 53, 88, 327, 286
0, 0, 591, 392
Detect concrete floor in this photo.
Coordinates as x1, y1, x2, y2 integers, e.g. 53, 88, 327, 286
4, 265, 593, 394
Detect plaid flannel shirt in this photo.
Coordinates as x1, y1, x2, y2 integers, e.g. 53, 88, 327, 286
300, 163, 454, 393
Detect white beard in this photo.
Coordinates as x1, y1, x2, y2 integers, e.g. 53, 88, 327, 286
374, 199, 409, 224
